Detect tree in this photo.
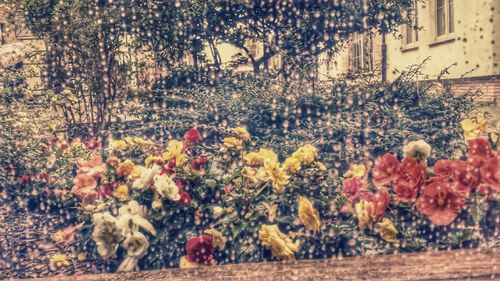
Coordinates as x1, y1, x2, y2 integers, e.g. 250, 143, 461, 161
212, 0, 414, 74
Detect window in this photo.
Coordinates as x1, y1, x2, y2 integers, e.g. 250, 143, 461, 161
405, 0, 418, 45
350, 33, 373, 73
0, 23, 3, 45
436, 0, 454, 37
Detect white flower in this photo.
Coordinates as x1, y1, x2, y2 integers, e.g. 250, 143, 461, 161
132, 164, 161, 191
47, 154, 57, 169
403, 140, 432, 162
116, 201, 157, 237
92, 212, 123, 259
122, 231, 149, 258
153, 174, 180, 201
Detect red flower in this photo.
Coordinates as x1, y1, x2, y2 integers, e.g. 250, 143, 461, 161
161, 158, 177, 175
183, 128, 203, 149
416, 177, 464, 226
342, 177, 371, 203
466, 138, 494, 168
190, 157, 208, 171
370, 188, 391, 218
372, 153, 401, 187
478, 156, 500, 193
393, 157, 426, 202
186, 235, 214, 264
36, 172, 54, 183
176, 181, 192, 205
98, 182, 120, 198
433, 160, 455, 179
450, 160, 479, 197
20, 174, 32, 185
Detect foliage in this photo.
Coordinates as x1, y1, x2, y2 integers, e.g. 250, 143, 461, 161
47, 126, 499, 273
129, 66, 478, 173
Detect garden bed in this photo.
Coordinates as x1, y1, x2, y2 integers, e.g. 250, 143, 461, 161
14, 249, 499, 281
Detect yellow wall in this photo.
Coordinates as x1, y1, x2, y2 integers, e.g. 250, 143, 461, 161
386, 0, 497, 80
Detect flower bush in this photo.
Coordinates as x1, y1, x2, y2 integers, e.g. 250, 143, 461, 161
49, 125, 498, 273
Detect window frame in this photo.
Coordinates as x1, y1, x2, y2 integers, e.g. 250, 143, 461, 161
349, 32, 374, 74
401, 0, 419, 51
430, 0, 455, 46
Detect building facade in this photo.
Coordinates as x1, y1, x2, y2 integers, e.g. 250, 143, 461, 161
320, 0, 500, 102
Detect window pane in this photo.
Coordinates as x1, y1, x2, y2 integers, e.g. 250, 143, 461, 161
406, 24, 414, 44
414, 0, 419, 41
448, 0, 454, 33
437, 0, 446, 36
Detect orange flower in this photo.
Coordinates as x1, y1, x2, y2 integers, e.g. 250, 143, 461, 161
71, 173, 97, 202
117, 160, 135, 177
78, 154, 107, 179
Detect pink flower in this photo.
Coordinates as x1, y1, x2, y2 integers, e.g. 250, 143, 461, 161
416, 177, 464, 226
71, 173, 97, 201
342, 177, 371, 203
372, 153, 401, 187
78, 154, 107, 179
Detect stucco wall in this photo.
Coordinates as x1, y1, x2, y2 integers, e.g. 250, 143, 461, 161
386, 0, 496, 80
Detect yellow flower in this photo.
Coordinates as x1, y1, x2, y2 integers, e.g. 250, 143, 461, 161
263, 159, 289, 193
128, 165, 143, 181
343, 163, 366, 178
491, 121, 499, 143
377, 218, 399, 244
179, 256, 210, 268
355, 199, 375, 231
315, 161, 327, 171
262, 202, 278, 223
259, 224, 300, 261
212, 206, 224, 218
114, 184, 129, 201
283, 157, 301, 173
204, 229, 227, 249
233, 127, 250, 140
52, 231, 65, 244
145, 155, 162, 167
244, 149, 278, 166
111, 140, 127, 150
162, 140, 183, 160
49, 253, 70, 269
460, 112, 488, 140
298, 197, 321, 232
223, 137, 243, 149
175, 154, 188, 167
151, 199, 162, 211
117, 160, 135, 177
77, 252, 87, 261
242, 166, 268, 184
292, 144, 318, 165
70, 138, 83, 149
